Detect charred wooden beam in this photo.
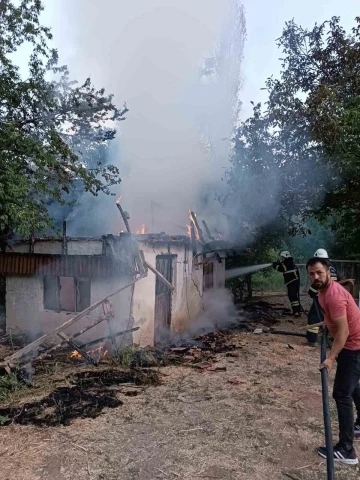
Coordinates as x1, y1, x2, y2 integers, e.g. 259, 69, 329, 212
30, 232, 35, 254
57, 332, 98, 365
202, 220, 215, 241
73, 314, 113, 340
190, 211, 204, 242
21, 311, 116, 368
190, 221, 197, 256
80, 327, 140, 350
116, 200, 131, 233
62, 221, 67, 255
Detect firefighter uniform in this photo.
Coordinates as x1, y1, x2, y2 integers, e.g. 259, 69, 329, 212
306, 260, 339, 344
273, 254, 301, 316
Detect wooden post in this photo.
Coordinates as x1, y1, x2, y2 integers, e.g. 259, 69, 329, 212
30, 232, 35, 254
116, 201, 131, 233
190, 211, 205, 242
202, 220, 215, 241
190, 221, 197, 256
62, 221, 67, 255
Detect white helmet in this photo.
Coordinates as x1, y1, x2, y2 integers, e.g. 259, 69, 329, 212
314, 248, 328, 258
280, 251, 291, 259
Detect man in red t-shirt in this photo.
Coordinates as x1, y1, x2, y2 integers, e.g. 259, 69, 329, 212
307, 257, 360, 465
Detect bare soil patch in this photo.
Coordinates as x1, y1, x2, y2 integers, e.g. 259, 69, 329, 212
0, 295, 359, 480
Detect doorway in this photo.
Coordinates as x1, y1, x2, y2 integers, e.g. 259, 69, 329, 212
154, 255, 175, 343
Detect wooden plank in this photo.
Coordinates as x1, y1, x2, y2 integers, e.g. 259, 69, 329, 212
202, 220, 215, 241
144, 261, 175, 291
116, 201, 131, 233
190, 211, 205, 242
2, 274, 146, 366
57, 332, 97, 365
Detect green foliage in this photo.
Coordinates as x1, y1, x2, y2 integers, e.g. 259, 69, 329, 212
0, 414, 10, 425
287, 218, 335, 262
268, 17, 360, 254
224, 16, 360, 256
0, 372, 24, 402
252, 269, 285, 293
0, 0, 127, 239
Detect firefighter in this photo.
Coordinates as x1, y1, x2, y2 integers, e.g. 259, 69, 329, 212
272, 251, 301, 317
306, 248, 339, 346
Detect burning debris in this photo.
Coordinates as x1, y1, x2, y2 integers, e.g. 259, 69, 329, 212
70, 345, 108, 362
0, 198, 242, 424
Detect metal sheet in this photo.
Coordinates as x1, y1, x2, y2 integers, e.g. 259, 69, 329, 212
0, 253, 122, 278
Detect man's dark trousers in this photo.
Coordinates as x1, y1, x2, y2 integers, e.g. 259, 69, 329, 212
333, 349, 360, 450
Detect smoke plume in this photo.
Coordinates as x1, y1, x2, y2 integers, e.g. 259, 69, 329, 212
45, 0, 246, 236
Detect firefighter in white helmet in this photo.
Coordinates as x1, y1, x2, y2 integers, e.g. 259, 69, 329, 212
273, 251, 301, 317
306, 248, 339, 346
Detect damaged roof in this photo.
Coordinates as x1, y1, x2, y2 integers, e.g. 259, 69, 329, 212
0, 253, 130, 278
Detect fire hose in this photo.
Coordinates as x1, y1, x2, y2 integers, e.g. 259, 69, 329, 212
314, 299, 335, 480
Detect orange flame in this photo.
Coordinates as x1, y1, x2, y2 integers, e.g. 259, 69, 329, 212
70, 350, 82, 359
116, 195, 122, 205
187, 210, 200, 241
70, 346, 108, 360
136, 224, 147, 235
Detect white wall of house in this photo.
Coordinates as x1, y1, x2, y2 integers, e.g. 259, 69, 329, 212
5, 239, 133, 344
10, 239, 103, 255
5, 237, 227, 348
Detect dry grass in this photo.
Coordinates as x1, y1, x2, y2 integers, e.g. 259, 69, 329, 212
0, 294, 359, 479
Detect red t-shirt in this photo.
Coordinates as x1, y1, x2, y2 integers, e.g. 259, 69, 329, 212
318, 280, 360, 350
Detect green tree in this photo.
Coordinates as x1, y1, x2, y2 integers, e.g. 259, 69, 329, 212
0, 0, 127, 245
225, 16, 360, 257
267, 16, 360, 255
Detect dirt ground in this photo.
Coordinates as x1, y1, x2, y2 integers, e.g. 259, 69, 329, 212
1, 294, 360, 480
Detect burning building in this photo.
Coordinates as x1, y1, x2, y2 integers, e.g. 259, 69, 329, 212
0, 228, 229, 360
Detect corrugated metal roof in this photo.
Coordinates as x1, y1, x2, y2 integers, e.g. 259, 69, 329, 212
0, 253, 125, 278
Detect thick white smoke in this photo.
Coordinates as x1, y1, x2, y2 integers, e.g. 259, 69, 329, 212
45, 0, 246, 236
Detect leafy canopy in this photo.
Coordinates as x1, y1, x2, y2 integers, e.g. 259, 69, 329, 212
224, 16, 360, 257
0, 0, 127, 239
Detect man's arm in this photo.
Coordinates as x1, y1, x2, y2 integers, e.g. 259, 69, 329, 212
321, 316, 349, 370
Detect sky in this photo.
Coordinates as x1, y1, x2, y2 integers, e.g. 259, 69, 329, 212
37, 0, 359, 236
239, 0, 359, 118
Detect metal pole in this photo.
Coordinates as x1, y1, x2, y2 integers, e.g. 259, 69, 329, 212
314, 299, 335, 479
320, 327, 335, 479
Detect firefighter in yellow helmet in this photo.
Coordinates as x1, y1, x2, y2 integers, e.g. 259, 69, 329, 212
273, 251, 301, 317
